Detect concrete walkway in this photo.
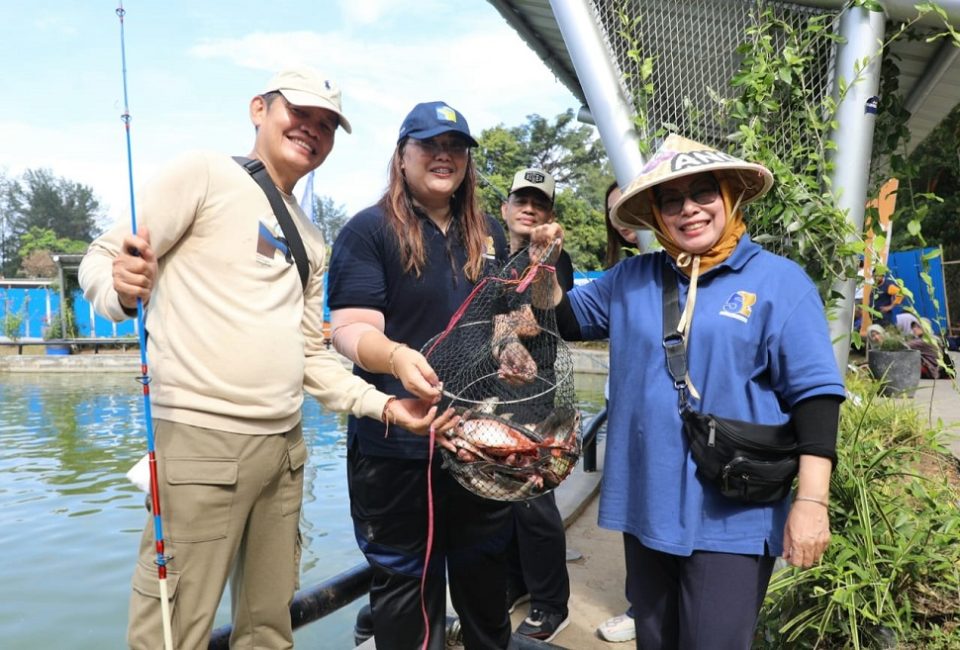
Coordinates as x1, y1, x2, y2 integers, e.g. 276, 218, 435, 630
912, 376, 960, 456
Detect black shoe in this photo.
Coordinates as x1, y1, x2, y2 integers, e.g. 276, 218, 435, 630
507, 589, 530, 614
516, 608, 570, 643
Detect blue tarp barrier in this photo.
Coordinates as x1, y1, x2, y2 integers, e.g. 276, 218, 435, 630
887, 247, 948, 334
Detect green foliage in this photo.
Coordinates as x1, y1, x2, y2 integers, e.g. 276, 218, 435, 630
474, 111, 611, 270
890, 103, 960, 319
3, 168, 101, 276
757, 373, 960, 649
617, 2, 956, 316
308, 194, 348, 249
3, 307, 24, 341
553, 190, 607, 270
43, 309, 76, 340
723, 7, 857, 299
874, 325, 911, 351
18, 226, 89, 259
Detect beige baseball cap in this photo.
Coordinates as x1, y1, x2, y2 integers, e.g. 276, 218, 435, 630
611, 134, 772, 230
263, 67, 352, 134
509, 168, 555, 203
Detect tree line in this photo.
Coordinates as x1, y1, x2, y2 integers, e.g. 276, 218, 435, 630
0, 169, 101, 277
5, 106, 955, 280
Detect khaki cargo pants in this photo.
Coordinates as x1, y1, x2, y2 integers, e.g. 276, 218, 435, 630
127, 419, 307, 650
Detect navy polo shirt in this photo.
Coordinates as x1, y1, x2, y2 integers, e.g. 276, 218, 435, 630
327, 204, 509, 458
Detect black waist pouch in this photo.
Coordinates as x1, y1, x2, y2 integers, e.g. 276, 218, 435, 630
681, 409, 798, 504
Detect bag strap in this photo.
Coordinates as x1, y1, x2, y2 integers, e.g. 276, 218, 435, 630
661, 259, 691, 412
232, 156, 309, 290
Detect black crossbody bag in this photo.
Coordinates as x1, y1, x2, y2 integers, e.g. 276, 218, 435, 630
233, 156, 309, 290
661, 262, 798, 503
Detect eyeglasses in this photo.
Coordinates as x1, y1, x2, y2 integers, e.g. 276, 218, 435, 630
508, 193, 552, 212
409, 137, 470, 157
655, 181, 721, 216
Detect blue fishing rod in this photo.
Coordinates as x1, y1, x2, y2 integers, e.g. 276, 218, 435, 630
115, 4, 174, 648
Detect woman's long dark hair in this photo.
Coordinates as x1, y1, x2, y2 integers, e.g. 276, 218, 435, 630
378, 138, 488, 282
604, 181, 634, 270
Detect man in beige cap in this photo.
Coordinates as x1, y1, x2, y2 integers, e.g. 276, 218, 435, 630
498, 168, 573, 643
80, 67, 437, 649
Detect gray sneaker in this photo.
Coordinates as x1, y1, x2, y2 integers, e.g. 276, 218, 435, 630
516, 608, 570, 643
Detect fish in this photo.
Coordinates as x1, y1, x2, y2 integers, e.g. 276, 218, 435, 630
454, 416, 540, 456
442, 407, 583, 501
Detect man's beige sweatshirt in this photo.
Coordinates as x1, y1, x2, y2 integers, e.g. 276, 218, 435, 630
79, 150, 389, 434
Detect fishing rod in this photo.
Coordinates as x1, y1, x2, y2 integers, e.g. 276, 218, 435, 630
115, 4, 174, 649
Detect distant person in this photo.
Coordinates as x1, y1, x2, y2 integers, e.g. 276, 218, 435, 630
532, 135, 845, 649
79, 68, 436, 649
499, 168, 572, 643
866, 323, 887, 348
604, 182, 639, 270
326, 101, 512, 649
874, 274, 904, 326
596, 181, 639, 644
907, 319, 954, 379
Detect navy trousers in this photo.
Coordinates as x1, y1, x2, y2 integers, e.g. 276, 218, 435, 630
623, 533, 775, 650
506, 491, 570, 615
348, 445, 512, 650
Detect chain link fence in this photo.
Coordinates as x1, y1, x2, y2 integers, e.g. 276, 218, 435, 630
592, 0, 838, 156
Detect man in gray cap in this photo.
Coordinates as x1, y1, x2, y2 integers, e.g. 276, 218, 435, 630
80, 67, 437, 649
500, 168, 573, 643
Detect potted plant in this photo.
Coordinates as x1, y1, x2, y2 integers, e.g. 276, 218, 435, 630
43, 310, 76, 356
866, 326, 921, 397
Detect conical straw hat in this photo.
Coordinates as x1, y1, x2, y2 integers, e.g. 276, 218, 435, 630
610, 134, 773, 231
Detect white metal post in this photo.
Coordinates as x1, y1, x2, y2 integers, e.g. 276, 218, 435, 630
549, 0, 653, 250
826, 6, 886, 371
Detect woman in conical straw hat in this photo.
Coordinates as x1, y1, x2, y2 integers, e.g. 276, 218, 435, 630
529, 134, 845, 649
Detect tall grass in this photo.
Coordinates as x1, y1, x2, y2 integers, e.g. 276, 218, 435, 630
757, 373, 960, 649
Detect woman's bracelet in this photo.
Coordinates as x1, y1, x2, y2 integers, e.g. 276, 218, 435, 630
388, 342, 408, 379
794, 496, 829, 509
381, 396, 397, 424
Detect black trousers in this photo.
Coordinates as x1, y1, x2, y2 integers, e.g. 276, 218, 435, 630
623, 533, 775, 650
506, 491, 570, 615
348, 445, 512, 650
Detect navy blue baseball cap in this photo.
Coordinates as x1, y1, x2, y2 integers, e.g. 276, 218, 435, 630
397, 101, 478, 146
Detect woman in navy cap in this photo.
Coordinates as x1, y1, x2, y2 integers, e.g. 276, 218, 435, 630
327, 102, 512, 649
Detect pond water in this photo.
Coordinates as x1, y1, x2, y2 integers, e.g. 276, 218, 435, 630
0, 372, 605, 649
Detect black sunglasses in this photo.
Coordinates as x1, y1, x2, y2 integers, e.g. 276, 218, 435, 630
655, 179, 721, 216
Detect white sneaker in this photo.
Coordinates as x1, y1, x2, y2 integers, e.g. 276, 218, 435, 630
597, 613, 635, 642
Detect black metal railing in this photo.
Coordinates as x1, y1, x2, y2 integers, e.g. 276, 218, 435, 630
579, 405, 607, 473
208, 562, 373, 649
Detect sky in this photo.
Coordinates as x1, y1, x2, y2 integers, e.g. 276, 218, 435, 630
0, 0, 580, 230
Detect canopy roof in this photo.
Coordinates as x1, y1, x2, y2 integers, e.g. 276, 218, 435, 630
488, 0, 959, 153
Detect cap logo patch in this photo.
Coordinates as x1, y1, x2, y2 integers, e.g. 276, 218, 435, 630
672, 149, 738, 172
524, 171, 545, 183
324, 80, 331, 90
719, 290, 757, 323
436, 106, 457, 122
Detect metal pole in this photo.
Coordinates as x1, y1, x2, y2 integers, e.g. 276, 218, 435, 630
549, 0, 653, 251
55, 255, 67, 338
826, 6, 886, 370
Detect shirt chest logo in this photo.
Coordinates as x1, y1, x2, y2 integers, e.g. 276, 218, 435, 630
719, 291, 757, 323
483, 236, 496, 259
256, 221, 292, 266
